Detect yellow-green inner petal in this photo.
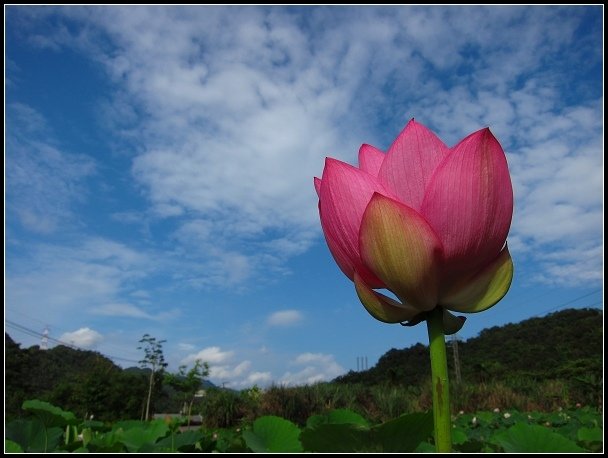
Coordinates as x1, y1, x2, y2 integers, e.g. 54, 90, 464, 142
359, 193, 442, 311
354, 272, 418, 324
440, 246, 513, 313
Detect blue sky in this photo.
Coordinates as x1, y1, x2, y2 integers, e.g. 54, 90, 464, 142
5, 6, 603, 388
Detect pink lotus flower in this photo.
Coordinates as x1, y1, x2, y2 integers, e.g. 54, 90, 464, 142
315, 119, 513, 332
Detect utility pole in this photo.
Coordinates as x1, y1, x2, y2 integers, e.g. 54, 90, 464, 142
450, 334, 462, 384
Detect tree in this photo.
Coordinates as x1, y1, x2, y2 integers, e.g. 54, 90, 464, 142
165, 360, 210, 426
137, 334, 168, 421
5, 334, 29, 418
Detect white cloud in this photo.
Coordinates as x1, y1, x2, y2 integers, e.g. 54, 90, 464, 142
59, 327, 103, 349
102, 8, 600, 288
6, 6, 601, 380
211, 361, 252, 380
5, 237, 158, 323
294, 353, 334, 365
178, 342, 196, 352
182, 346, 235, 365
224, 370, 274, 389
267, 310, 304, 327
130, 289, 151, 299
179, 348, 344, 388
181, 346, 266, 387
6, 103, 96, 234
16, 8, 402, 288
531, 244, 603, 286
246, 371, 273, 385
95, 303, 151, 319
77, 238, 149, 268
8, 7, 602, 292
280, 352, 345, 386
504, 102, 603, 283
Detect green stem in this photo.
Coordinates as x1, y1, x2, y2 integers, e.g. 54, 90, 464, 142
427, 307, 452, 452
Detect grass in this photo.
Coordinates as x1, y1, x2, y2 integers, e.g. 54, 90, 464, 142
196, 377, 592, 428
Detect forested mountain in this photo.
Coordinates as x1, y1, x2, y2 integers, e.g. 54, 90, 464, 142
5, 334, 214, 422
334, 308, 602, 389
5, 334, 150, 421
5, 308, 602, 421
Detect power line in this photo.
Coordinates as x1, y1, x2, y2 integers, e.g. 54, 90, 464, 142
5, 321, 41, 340
5, 320, 140, 364
585, 301, 603, 308
490, 285, 602, 323
531, 289, 603, 318
4, 306, 54, 329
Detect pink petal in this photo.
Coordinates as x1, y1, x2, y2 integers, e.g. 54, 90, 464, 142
378, 119, 449, 210
358, 144, 385, 177
318, 202, 359, 284
314, 177, 322, 198
421, 128, 513, 281
440, 245, 513, 313
354, 272, 419, 323
319, 158, 391, 287
359, 193, 443, 310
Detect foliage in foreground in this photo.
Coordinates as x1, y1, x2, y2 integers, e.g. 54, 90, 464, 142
5, 399, 602, 453
198, 378, 598, 429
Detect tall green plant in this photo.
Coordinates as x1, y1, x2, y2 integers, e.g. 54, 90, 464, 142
137, 334, 167, 421
165, 360, 209, 425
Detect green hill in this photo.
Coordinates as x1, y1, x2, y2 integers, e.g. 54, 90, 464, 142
6, 308, 603, 421
334, 308, 602, 391
4, 335, 214, 421
5, 334, 151, 421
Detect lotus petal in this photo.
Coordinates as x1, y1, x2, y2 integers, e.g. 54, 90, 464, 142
359, 193, 443, 310
319, 159, 392, 287
354, 272, 419, 323
440, 245, 514, 313
318, 203, 360, 285
378, 119, 449, 210
422, 128, 513, 281
358, 144, 385, 177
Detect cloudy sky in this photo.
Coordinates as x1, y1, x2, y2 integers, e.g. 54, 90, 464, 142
5, 6, 603, 388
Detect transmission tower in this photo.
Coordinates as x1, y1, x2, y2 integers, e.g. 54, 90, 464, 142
356, 356, 369, 371
41, 326, 50, 350
450, 334, 461, 384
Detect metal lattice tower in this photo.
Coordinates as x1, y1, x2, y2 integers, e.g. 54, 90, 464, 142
356, 356, 369, 371
41, 326, 50, 350
450, 334, 462, 384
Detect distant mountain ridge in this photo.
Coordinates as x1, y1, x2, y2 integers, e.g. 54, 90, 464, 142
333, 308, 603, 386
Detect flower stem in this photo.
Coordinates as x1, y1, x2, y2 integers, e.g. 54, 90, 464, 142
427, 307, 452, 452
